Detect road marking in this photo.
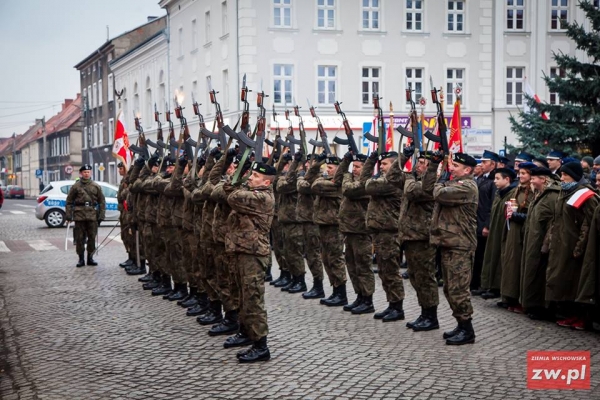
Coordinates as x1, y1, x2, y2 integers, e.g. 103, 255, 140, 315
0, 241, 9, 252
15, 204, 35, 208
10, 211, 26, 215
27, 240, 57, 251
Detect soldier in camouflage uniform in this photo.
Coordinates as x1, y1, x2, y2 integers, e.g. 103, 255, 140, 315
361, 151, 405, 322
270, 158, 291, 288
388, 148, 439, 331
297, 155, 326, 299
65, 164, 106, 267
122, 158, 148, 276
334, 151, 374, 314
117, 162, 135, 268
306, 155, 348, 306
424, 152, 478, 345
223, 162, 275, 363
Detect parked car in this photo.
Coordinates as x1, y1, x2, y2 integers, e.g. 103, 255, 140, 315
35, 180, 119, 228
6, 185, 25, 199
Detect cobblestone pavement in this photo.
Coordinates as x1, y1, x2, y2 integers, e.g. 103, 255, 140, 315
1, 199, 599, 399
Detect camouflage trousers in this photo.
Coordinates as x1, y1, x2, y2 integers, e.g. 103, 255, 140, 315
191, 239, 206, 292
302, 223, 324, 281
271, 217, 287, 272
405, 240, 439, 308
281, 223, 305, 277
181, 229, 197, 284
318, 225, 347, 288
142, 223, 160, 273
202, 242, 220, 301
119, 212, 135, 255
73, 220, 98, 255
163, 227, 185, 283
440, 248, 474, 321
231, 253, 269, 342
344, 233, 375, 296
373, 232, 405, 302
214, 243, 240, 312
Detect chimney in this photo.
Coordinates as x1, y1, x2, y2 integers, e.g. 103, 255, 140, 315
147, 16, 158, 22
62, 99, 74, 111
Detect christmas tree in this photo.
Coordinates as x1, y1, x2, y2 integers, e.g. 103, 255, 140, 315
509, 0, 600, 157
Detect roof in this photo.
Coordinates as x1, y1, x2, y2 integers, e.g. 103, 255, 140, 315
110, 30, 166, 66
43, 95, 82, 136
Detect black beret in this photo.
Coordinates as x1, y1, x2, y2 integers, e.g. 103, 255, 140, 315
452, 152, 477, 167
326, 156, 340, 165
355, 154, 368, 162
418, 150, 433, 159
378, 151, 398, 161
80, 164, 92, 172
252, 162, 276, 176
149, 157, 161, 167
494, 167, 517, 180
164, 157, 175, 167
530, 167, 554, 177
117, 162, 125, 168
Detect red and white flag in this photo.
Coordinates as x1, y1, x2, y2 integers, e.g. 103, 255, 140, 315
523, 80, 549, 120
567, 188, 596, 209
112, 110, 133, 170
448, 98, 463, 153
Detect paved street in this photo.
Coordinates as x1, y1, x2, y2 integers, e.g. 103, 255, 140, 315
0, 198, 599, 399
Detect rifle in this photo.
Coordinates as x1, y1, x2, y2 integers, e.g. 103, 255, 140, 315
204, 77, 229, 149
332, 101, 360, 155
364, 94, 386, 152
129, 114, 150, 160
190, 94, 208, 177
146, 103, 166, 158
174, 93, 189, 161
426, 77, 449, 168
307, 99, 331, 155
265, 104, 282, 165
291, 104, 308, 154
165, 103, 177, 158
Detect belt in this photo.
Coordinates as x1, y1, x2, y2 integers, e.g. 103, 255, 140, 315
74, 202, 97, 207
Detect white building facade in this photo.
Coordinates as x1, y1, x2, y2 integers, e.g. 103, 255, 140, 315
153, 0, 589, 156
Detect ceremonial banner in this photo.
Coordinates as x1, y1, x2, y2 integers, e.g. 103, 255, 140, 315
112, 110, 133, 169
448, 99, 463, 153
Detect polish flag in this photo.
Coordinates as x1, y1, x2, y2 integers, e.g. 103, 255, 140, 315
523, 80, 549, 120
448, 98, 463, 153
567, 188, 596, 209
112, 110, 133, 170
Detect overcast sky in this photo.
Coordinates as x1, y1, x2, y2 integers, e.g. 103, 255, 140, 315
0, 0, 165, 138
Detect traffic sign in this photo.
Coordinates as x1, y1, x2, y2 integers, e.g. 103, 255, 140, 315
64, 165, 73, 174
98, 165, 105, 172
35, 169, 43, 178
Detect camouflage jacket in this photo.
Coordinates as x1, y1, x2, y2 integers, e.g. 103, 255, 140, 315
277, 159, 300, 223
424, 163, 478, 250
388, 156, 435, 242
130, 166, 151, 224
225, 182, 275, 256
334, 158, 369, 234
211, 178, 233, 244
136, 171, 160, 225
65, 179, 106, 222
153, 172, 175, 228
164, 163, 185, 228
195, 156, 226, 242
117, 168, 131, 212
361, 157, 402, 232
186, 157, 214, 236
296, 172, 315, 223
306, 161, 341, 226
182, 173, 195, 231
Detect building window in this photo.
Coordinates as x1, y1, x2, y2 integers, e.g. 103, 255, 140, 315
133, 82, 139, 116
273, 0, 291, 27
192, 19, 198, 50
206, 75, 212, 114
222, 69, 229, 110
446, 68, 465, 106
406, 68, 424, 105
361, 67, 380, 105
506, 0, 524, 30
99, 122, 104, 146
98, 79, 103, 106
549, 67, 566, 104
222, 1, 228, 35
87, 85, 92, 108
145, 77, 152, 128
178, 27, 184, 57
273, 64, 293, 105
317, 0, 335, 29
159, 71, 166, 114
107, 73, 114, 102
362, 0, 380, 30
205, 11, 211, 43
506, 67, 524, 106
317, 65, 337, 105
447, 0, 465, 32
406, 0, 423, 32
550, 0, 568, 30
93, 124, 98, 147
108, 118, 115, 141
83, 127, 88, 149
92, 83, 96, 108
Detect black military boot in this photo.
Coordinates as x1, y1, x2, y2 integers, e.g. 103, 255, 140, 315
303, 279, 325, 299
197, 301, 223, 325
238, 336, 270, 363
151, 275, 172, 296
322, 284, 348, 307
119, 255, 135, 268
480, 289, 500, 300
351, 295, 375, 314
343, 295, 363, 312
273, 271, 291, 288
412, 306, 440, 332
406, 313, 425, 329
320, 286, 337, 305
126, 260, 146, 276
167, 283, 188, 301
224, 331, 253, 349
76, 254, 85, 268
374, 304, 393, 320
281, 274, 296, 292
180, 287, 198, 307
138, 272, 155, 282
445, 319, 476, 345
208, 310, 240, 336
270, 269, 285, 286
86, 253, 98, 266
264, 265, 272, 282
382, 300, 405, 322
186, 297, 211, 317
288, 274, 307, 294
443, 324, 461, 339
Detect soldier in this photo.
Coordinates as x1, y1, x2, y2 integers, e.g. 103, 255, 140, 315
520, 167, 560, 320
116, 162, 135, 268
424, 153, 478, 345
361, 151, 405, 321
306, 155, 348, 306
65, 164, 106, 267
334, 151, 374, 314
224, 162, 275, 363
122, 158, 148, 276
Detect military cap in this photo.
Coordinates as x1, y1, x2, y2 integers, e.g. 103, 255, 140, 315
252, 162, 276, 176
515, 152, 534, 162
561, 156, 579, 165
517, 162, 536, 171
481, 150, 500, 162
418, 150, 433, 159
355, 154, 368, 162
80, 164, 92, 172
452, 153, 477, 167
306, 154, 312, 161
494, 167, 517, 180
164, 157, 175, 167
533, 157, 549, 168
117, 161, 125, 168
530, 167, 554, 177
546, 149, 567, 160
149, 157, 161, 167
233, 153, 244, 164
499, 156, 511, 165
262, 156, 269, 163
378, 151, 398, 161
326, 156, 341, 165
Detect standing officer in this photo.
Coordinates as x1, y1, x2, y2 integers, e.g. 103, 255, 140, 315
424, 153, 478, 345
116, 162, 135, 268
66, 164, 106, 267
